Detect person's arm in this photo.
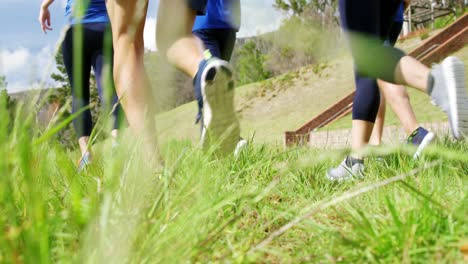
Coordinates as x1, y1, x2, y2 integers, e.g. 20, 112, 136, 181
38, 0, 55, 34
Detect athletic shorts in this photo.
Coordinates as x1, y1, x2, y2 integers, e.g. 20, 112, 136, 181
188, 0, 207, 15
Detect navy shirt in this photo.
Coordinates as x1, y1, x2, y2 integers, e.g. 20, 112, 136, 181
65, 0, 109, 25
192, 0, 241, 31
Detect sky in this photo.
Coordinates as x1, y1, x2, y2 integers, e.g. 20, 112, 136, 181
0, 0, 285, 93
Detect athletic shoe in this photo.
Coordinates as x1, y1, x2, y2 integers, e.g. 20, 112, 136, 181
406, 127, 435, 159
194, 52, 240, 156
78, 152, 91, 172
326, 156, 365, 182
429, 57, 468, 139
234, 137, 248, 156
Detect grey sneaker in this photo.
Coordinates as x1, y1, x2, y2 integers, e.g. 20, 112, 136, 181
326, 157, 365, 182
200, 58, 240, 156
430, 57, 468, 139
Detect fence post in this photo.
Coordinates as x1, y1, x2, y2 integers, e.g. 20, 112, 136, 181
431, 0, 435, 30
408, 4, 412, 32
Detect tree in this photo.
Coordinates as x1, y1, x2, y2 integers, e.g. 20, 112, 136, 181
235, 40, 271, 86
274, 0, 339, 27
274, 0, 308, 15
0, 75, 16, 131
0, 75, 6, 90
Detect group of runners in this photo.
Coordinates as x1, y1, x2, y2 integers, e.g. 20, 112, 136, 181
39, 0, 468, 180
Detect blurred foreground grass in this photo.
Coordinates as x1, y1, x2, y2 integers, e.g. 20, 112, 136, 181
0, 94, 467, 263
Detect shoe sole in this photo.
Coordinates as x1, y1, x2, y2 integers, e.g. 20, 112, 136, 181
234, 138, 248, 156
413, 131, 435, 159
201, 60, 240, 156
443, 57, 468, 139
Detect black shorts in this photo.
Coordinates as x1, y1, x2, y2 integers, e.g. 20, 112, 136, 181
188, 0, 207, 15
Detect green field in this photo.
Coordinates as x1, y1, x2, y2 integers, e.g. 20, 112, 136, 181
1, 105, 467, 262
155, 37, 468, 146
1, 28, 468, 263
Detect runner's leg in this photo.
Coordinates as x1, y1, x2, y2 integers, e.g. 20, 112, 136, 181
91, 23, 121, 141
156, 0, 205, 78
106, 0, 157, 157
62, 25, 93, 158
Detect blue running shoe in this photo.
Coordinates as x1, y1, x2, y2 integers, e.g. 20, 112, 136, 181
406, 127, 435, 159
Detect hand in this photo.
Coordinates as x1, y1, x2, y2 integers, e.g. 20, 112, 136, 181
39, 6, 52, 34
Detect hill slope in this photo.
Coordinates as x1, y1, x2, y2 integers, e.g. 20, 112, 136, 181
156, 34, 468, 146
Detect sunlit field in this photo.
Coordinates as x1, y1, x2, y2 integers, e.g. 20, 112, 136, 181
1, 1, 467, 263
0, 94, 467, 262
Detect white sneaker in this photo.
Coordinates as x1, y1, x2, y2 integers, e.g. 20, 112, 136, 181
234, 138, 248, 156
200, 58, 240, 156
431, 57, 468, 139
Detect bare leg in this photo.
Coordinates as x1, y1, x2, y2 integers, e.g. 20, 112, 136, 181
156, 0, 204, 78
352, 57, 430, 154
78, 136, 90, 157
394, 56, 431, 92
106, 0, 158, 158
378, 80, 420, 135
111, 129, 118, 145
369, 95, 386, 145
351, 120, 374, 159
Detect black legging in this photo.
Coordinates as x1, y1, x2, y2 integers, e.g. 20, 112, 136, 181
62, 23, 122, 138
339, 0, 406, 122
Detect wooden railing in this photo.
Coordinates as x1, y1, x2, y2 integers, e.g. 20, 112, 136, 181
285, 13, 468, 147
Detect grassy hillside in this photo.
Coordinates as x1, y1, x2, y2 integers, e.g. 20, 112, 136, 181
156, 32, 468, 145
1, 107, 467, 262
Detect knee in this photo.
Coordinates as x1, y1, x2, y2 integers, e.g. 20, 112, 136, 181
113, 33, 145, 56
352, 42, 406, 83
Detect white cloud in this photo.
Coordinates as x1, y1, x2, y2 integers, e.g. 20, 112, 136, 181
0, 48, 30, 76
0, 45, 57, 93
144, 17, 157, 51
238, 1, 285, 37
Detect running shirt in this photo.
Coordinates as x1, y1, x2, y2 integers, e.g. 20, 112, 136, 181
65, 0, 109, 25
192, 0, 241, 31
394, 2, 404, 23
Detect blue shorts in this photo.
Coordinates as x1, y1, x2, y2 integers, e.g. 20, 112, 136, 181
193, 28, 236, 61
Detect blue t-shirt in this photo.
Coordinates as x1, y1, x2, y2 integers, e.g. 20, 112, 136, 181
394, 3, 404, 23
192, 0, 241, 32
65, 0, 109, 24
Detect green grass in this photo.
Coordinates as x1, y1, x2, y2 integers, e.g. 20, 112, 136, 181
154, 35, 468, 145
1, 94, 467, 263
2, 21, 468, 264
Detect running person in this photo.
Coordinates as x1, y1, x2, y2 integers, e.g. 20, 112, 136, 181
369, 1, 434, 154
106, 0, 240, 159
192, 0, 246, 153
327, 0, 468, 181
39, 0, 123, 170
192, 0, 240, 61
